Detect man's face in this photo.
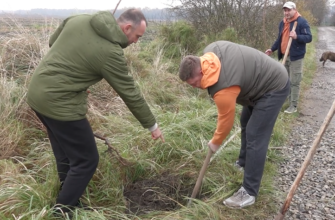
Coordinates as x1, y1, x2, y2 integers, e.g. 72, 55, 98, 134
124, 20, 146, 45
283, 8, 296, 20
186, 68, 203, 88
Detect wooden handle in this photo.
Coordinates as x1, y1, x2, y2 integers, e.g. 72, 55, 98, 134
275, 99, 335, 219
187, 148, 213, 206
281, 21, 298, 65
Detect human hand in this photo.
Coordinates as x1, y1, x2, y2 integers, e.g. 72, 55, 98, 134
265, 49, 272, 56
289, 31, 297, 39
151, 127, 165, 142
208, 141, 220, 153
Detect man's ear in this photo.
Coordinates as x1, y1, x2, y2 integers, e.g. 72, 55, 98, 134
123, 24, 132, 34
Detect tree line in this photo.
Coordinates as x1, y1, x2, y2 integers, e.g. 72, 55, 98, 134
1, 8, 171, 21
170, 0, 334, 50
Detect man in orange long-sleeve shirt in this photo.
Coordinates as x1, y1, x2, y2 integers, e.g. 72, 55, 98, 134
179, 41, 289, 208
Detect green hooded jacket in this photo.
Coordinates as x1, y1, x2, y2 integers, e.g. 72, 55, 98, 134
27, 11, 156, 128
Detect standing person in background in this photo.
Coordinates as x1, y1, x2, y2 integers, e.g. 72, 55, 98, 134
265, 1, 312, 114
179, 40, 289, 208
27, 8, 164, 216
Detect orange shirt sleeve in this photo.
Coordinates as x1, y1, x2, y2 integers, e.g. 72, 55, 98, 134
211, 85, 241, 145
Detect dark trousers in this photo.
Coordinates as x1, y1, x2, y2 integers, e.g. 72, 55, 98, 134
34, 111, 99, 206
238, 80, 290, 196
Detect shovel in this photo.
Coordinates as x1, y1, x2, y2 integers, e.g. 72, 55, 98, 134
281, 21, 298, 65
186, 129, 240, 207
187, 148, 213, 206
275, 99, 335, 219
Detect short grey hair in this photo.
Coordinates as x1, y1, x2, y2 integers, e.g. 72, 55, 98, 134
117, 8, 148, 27
179, 55, 201, 81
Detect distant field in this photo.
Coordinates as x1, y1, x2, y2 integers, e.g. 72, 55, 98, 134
0, 14, 162, 44
0, 15, 61, 37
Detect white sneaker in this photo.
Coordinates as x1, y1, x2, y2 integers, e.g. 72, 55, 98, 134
234, 160, 244, 172
284, 105, 297, 113
223, 186, 255, 209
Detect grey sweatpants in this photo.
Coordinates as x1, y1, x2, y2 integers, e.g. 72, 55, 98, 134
238, 80, 290, 196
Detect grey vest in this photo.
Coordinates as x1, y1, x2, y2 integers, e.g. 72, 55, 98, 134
205, 41, 288, 106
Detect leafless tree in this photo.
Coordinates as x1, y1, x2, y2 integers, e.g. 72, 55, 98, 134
172, 0, 283, 50
303, 0, 328, 25
171, 0, 330, 50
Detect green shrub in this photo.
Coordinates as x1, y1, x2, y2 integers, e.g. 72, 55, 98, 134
159, 21, 199, 58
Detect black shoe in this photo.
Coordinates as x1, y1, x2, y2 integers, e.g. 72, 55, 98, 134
76, 200, 94, 211
52, 205, 73, 219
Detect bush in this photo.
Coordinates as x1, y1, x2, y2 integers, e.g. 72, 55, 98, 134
159, 21, 199, 60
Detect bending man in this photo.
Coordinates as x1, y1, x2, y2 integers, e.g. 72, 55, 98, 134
27, 9, 164, 215
179, 41, 289, 208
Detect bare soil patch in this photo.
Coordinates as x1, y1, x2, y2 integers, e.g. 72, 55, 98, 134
123, 172, 192, 215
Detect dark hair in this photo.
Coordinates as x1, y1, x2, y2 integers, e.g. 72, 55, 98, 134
117, 9, 148, 27
179, 55, 201, 81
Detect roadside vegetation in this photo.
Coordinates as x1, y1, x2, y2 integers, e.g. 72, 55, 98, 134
0, 1, 323, 219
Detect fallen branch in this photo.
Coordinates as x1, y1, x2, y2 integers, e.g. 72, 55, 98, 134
93, 133, 130, 166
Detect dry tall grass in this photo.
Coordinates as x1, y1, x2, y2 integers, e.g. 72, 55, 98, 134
0, 16, 56, 159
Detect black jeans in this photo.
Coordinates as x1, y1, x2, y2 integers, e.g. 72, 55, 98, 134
34, 111, 99, 206
238, 80, 290, 196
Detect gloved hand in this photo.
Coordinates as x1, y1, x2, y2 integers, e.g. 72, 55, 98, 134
208, 141, 220, 153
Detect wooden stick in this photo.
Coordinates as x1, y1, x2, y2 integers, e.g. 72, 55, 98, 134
187, 128, 240, 206
210, 128, 240, 163
93, 133, 129, 166
281, 21, 298, 65
187, 148, 213, 206
112, 0, 122, 15
274, 99, 335, 220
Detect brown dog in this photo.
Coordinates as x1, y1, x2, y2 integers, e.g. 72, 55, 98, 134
320, 51, 335, 67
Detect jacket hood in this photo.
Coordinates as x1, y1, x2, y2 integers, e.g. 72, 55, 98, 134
200, 52, 221, 89
90, 11, 128, 48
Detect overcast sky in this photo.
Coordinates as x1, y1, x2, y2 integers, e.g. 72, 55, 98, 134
1, 0, 175, 11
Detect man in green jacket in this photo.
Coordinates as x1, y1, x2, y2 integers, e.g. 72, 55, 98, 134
27, 9, 164, 215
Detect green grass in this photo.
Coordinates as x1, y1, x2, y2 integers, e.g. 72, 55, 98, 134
0, 17, 319, 219
301, 26, 318, 91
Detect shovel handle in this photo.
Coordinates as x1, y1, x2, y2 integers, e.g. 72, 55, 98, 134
281, 21, 298, 65
188, 148, 213, 206
275, 99, 335, 219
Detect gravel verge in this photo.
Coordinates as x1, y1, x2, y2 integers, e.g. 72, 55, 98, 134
273, 26, 335, 220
